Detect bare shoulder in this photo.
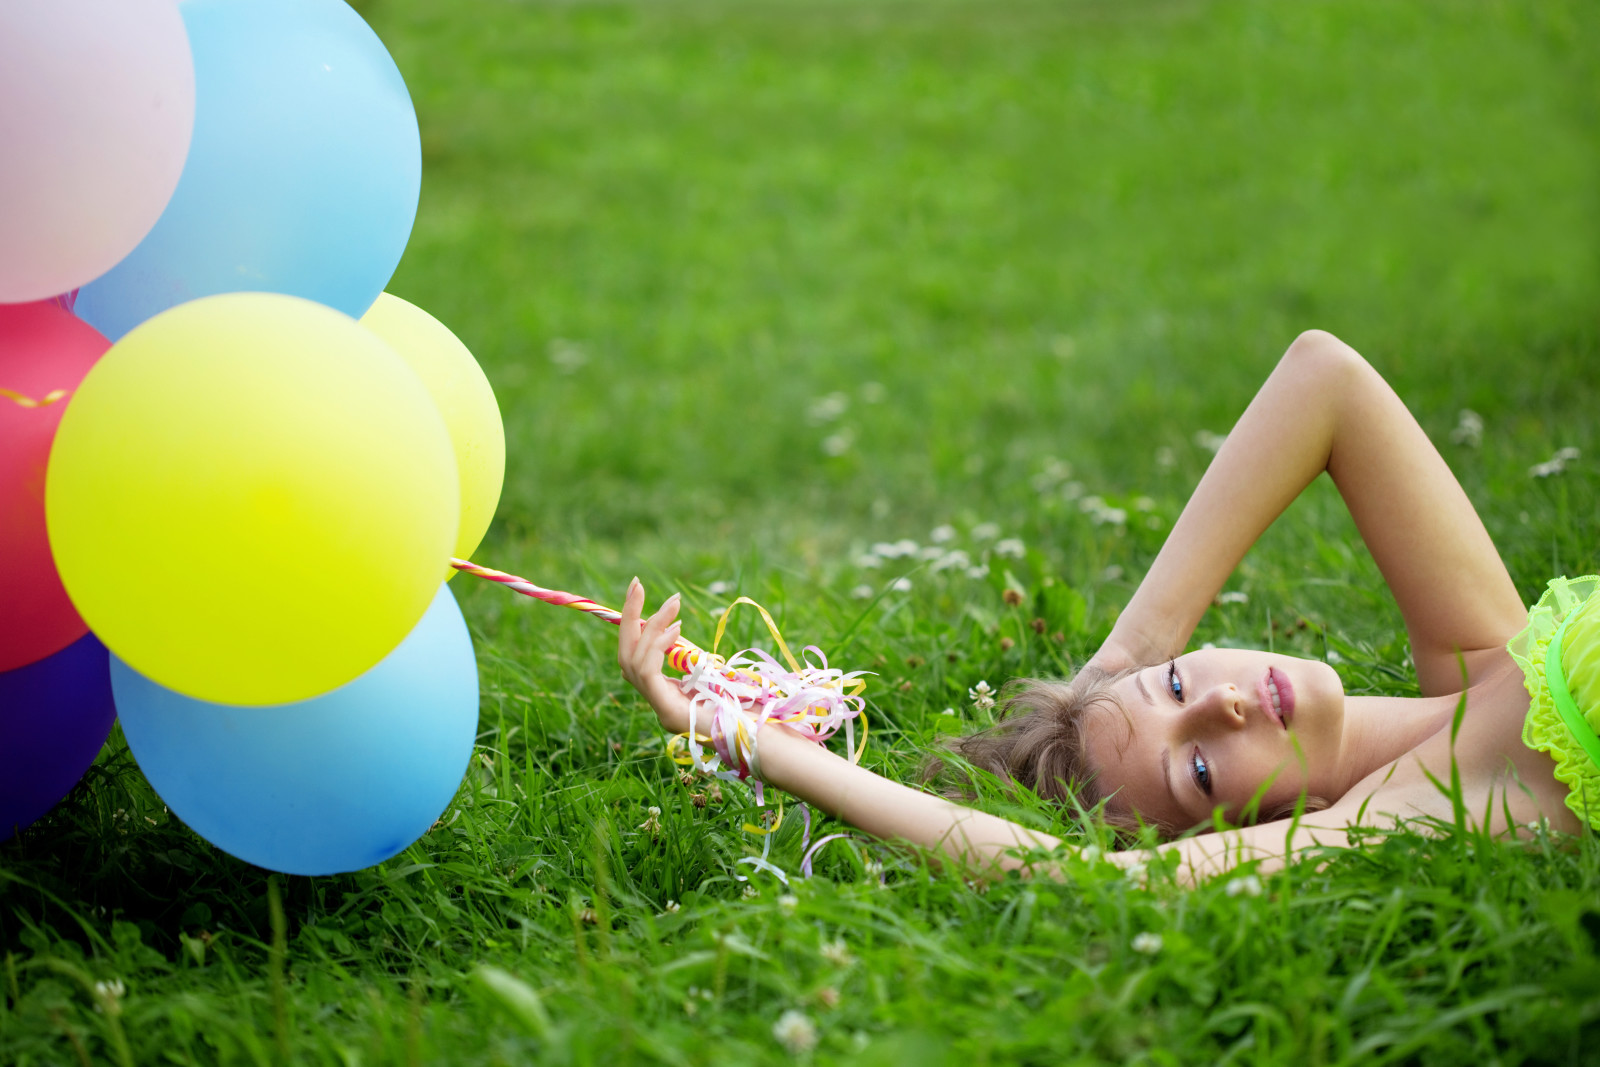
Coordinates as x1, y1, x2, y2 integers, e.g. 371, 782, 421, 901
1334, 661, 1579, 836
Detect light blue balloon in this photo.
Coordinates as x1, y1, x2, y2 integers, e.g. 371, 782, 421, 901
76, 0, 420, 341
112, 584, 477, 875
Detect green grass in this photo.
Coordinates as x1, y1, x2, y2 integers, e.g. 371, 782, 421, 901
5, 0, 1600, 1062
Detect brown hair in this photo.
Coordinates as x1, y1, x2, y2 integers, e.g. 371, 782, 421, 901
924, 666, 1150, 837
925, 666, 1331, 839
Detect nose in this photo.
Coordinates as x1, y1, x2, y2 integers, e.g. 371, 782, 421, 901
1187, 683, 1247, 731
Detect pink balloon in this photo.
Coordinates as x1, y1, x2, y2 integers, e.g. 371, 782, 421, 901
0, 301, 109, 671
0, 0, 194, 302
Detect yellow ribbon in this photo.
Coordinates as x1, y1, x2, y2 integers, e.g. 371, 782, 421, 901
712, 596, 801, 671
1, 387, 70, 408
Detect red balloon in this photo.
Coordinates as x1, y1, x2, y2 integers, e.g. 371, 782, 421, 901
0, 301, 109, 671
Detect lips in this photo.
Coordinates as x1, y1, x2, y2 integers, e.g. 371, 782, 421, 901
1263, 667, 1294, 728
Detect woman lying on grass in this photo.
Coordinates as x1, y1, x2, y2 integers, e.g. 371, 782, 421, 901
619, 329, 1598, 884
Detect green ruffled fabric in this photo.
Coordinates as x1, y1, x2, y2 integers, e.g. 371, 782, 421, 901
1510, 575, 1600, 829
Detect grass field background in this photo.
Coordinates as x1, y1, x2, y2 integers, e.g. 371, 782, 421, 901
4, 0, 1600, 1062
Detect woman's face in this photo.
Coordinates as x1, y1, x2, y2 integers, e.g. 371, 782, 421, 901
1086, 649, 1347, 830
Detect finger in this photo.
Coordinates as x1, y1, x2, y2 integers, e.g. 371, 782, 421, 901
621, 577, 644, 627
654, 619, 683, 654
640, 592, 681, 648
620, 579, 652, 672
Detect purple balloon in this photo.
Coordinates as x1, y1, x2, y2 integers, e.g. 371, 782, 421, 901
0, 632, 116, 841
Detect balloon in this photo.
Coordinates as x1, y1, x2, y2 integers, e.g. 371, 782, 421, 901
0, 301, 109, 671
46, 292, 459, 706
74, 0, 420, 341
0, 0, 194, 303
113, 584, 477, 875
361, 294, 505, 572
0, 633, 117, 842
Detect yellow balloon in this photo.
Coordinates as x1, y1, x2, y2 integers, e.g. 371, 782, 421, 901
46, 293, 459, 706
360, 293, 504, 574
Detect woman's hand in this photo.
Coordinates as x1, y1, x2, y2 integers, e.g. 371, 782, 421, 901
618, 578, 694, 735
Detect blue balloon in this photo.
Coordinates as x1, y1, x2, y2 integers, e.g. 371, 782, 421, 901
0, 633, 117, 841
112, 584, 477, 875
76, 0, 420, 341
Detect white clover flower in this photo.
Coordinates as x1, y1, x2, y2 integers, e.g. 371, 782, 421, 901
969, 680, 996, 711
971, 522, 1000, 541
1133, 496, 1155, 512
820, 938, 854, 967
918, 545, 945, 560
821, 429, 855, 456
92, 979, 126, 1015
966, 564, 990, 580
940, 708, 956, 716
807, 392, 849, 423
1215, 590, 1249, 605
930, 524, 957, 543
932, 549, 970, 572
707, 580, 735, 596
1101, 564, 1123, 581
773, 1009, 819, 1054
1195, 430, 1227, 453
859, 381, 886, 404
1226, 874, 1263, 898
1131, 932, 1163, 955
1450, 409, 1483, 448
664, 900, 681, 913
853, 553, 882, 569
1530, 447, 1580, 478
1155, 446, 1176, 469
850, 584, 875, 600
889, 576, 913, 593
1030, 457, 1072, 492
1079, 845, 1102, 864
994, 538, 1025, 559
548, 338, 588, 372
1060, 480, 1085, 502
778, 894, 800, 915
742, 884, 760, 899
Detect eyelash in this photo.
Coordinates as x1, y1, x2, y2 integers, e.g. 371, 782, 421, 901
1192, 749, 1213, 795
1168, 661, 1211, 794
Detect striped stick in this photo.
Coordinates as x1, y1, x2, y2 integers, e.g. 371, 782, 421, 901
450, 557, 708, 675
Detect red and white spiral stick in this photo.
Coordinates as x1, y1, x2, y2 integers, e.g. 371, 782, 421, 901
450, 556, 705, 673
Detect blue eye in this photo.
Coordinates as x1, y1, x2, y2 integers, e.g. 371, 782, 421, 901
1192, 749, 1212, 795
1167, 660, 1185, 702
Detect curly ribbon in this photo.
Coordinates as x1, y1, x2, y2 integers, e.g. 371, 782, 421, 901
1, 387, 70, 408
453, 558, 872, 875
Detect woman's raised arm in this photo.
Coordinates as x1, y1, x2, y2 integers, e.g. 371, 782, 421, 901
1092, 330, 1524, 695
